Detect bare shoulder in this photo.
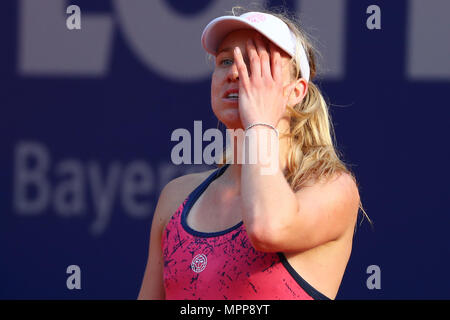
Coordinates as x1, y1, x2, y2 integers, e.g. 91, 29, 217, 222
326, 171, 360, 222
329, 171, 360, 209
154, 168, 217, 230
294, 170, 360, 238
297, 170, 359, 206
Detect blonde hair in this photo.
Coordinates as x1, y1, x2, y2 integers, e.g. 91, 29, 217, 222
216, 6, 372, 228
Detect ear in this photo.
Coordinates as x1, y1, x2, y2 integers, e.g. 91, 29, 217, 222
287, 78, 308, 107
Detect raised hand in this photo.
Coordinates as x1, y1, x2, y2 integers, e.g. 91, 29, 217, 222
233, 33, 297, 129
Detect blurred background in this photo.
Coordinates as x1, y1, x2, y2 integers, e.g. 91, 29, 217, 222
1, 0, 449, 299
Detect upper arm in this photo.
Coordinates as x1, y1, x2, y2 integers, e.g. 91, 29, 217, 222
137, 170, 214, 299
137, 181, 172, 300
274, 172, 360, 253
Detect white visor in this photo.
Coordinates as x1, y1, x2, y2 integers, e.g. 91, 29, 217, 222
201, 11, 310, 82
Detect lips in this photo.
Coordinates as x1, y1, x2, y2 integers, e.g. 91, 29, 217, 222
223, 88, 239, 99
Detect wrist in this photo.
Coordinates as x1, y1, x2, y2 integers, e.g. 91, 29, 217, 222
244, 122, 279, 137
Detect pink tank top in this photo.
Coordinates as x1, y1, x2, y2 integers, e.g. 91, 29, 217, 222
161, 164, 329, 300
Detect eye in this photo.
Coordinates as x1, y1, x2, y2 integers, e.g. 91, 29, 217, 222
219, 58, 233, 66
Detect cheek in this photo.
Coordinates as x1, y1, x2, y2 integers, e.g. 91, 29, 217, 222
211, 83, 219, 107
210, 72, 224, 103
210, 73, 219, 94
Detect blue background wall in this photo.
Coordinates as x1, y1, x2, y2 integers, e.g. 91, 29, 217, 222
1, 0, 449, 299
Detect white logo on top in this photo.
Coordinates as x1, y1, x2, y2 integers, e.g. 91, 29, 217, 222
191, 253, 208, 273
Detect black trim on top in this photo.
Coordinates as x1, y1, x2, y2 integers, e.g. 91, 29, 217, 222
277, 252, 331, 300
181, 164, 244, 238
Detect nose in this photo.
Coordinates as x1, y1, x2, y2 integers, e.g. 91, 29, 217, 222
227, 63, 239, 82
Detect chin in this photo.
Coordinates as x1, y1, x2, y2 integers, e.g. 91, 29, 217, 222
214, 109, 243, 130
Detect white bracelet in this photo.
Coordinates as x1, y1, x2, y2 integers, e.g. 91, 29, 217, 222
244, 122, 279, 137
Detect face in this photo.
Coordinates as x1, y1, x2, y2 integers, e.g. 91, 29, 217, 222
211, 29, 295, 129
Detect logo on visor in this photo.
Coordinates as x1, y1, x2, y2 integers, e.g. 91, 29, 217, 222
191, 253, 208, 273
245, 13, 267, 23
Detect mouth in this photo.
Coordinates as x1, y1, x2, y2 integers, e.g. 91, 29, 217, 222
223, 89, 239, 101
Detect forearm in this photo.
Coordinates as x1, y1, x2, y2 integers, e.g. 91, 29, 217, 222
240, 126, 299, 245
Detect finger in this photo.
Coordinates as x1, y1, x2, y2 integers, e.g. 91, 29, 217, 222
254, 34, 272, 80
246, 38, 261, 79
233, 46, 250, 88
269, 42, 283, 83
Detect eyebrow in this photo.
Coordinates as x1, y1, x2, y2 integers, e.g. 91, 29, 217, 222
217, 47, 233, 54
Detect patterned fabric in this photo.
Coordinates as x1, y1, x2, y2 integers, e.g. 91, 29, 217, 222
161, 165, 329, 300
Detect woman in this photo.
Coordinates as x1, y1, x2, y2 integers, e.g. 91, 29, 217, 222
138, 8, 366, 300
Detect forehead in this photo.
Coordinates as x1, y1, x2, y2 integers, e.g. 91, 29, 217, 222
218, 29, 263, 49
216, 29, 290, 58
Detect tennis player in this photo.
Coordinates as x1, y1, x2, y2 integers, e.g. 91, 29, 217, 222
138, 8, 366, 300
